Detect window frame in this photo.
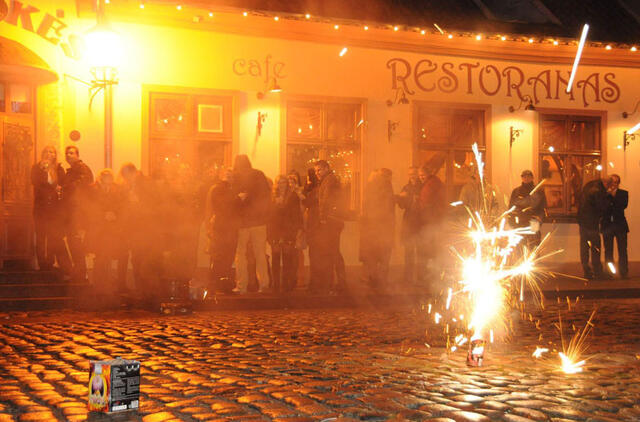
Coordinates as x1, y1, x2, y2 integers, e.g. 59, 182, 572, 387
142, 85, 238, 177
537, 110, 606, 223
412, 101, 491, 202
282, 95, 366, 212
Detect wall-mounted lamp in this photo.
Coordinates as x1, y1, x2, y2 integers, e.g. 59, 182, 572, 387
257, 112, 267, 136
386, 88, 410, 107
508, 95, 536, 113
257, 77, 282, 99
388, 120, 399, 143
623, 122, 640, 151
509, 126, 523, 148
622, 100, 640, 119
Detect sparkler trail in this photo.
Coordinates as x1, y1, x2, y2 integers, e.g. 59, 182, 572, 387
567, 24, 589, 93
423, 142, 577, 368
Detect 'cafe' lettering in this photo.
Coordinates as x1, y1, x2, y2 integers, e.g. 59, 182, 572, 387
387, 57, 621, 108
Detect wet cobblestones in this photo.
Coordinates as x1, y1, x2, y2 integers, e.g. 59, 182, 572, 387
1, 299, 640, 421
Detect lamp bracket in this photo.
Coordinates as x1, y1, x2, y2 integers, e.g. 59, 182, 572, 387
510, 126, 523, 148
622, 100, 640, 119
387, 120, 399, 143
623, 131, 637, 151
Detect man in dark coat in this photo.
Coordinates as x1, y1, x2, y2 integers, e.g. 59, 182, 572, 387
417, 164, 446, 284
232, 155, 271, 294
577, 177, 610, 279
314, 160, 346, 293
396, 166, 423, 284
207, 168, 240, 293
62, 146, 94, 282
508, 169, 546, 248
602, 174, 629, 279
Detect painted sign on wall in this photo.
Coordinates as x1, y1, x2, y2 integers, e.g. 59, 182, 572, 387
387, 57, 620, 107
0, 0, 81, 59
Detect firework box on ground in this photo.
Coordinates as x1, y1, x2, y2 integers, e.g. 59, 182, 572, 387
88, 358, 140, 413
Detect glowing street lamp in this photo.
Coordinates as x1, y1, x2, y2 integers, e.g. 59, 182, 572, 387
85, 1, 121, 169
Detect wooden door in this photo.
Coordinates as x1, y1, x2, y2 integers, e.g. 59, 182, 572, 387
0, 82, 36, 268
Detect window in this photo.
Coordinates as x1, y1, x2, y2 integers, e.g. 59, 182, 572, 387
285, 99, 363, 210
9, 84, 32, 114
148, 91, 233, 187
414, 103, 487, 202
539, 114, 602, 219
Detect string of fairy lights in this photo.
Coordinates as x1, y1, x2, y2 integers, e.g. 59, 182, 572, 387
104, 0, 639, 52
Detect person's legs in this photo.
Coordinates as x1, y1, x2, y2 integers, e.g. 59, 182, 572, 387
589, 230, 603, 277
579, 226, 593, 277
271, 244, 282, 293
250, 225, 269, 291
67, 230, 87, 282
603, 231, 614, 272
34, 215, 51, 270
234, 228, 250, 292
282, 244, 297, 292
617, 230, 628, 278
403, 236, 416, 283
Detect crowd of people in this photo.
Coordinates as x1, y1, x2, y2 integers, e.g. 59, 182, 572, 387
31, 145, 630, 300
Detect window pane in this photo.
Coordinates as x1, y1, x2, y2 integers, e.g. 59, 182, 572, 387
153, 96, 189, 133
287, 104, 321, 139
540, 118, 565, 152
417, 109, 484, 147
452, 150, 478, 200
10, 84, 31, 114
568, 155, 602, 214
287, 144, 321, 182
568, 120, 599, 151
540, 154, 565, 212
326, 104, 360, 142
327, 146, 360, 209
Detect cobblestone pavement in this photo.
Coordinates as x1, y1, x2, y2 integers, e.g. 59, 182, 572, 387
1, 299, 640, 421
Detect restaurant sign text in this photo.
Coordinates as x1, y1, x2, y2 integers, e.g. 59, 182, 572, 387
387, 57, 620, 107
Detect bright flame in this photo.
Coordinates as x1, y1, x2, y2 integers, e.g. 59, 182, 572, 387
339, 47, 348, 57
559, 352, 585, 373
607, 262, 616, 274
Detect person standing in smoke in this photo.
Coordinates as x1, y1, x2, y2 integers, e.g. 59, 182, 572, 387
232, 155, 271, 294
206, 167, 239, 293
360, 169, 395, 289
62, 146, 94, 283
602, 174, 629, 279
314, 160, 347, 293
31, 145, 71, 276
577, 176, 610, 280
508, 169, 546, 248
88, 169, 125, 289
303, 167, 321, 292
396, 166, 423, 285
417, 164, 446, 287
268, 175, 303, 293
118, 163, 156, 295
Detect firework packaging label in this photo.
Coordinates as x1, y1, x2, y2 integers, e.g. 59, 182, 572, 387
466, 339, 485, 367
88, 358, 140, 413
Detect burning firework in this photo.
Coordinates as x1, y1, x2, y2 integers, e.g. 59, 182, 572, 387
428, 142, 565, 366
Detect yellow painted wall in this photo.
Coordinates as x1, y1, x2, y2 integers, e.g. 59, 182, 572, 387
3, 0, 639, 267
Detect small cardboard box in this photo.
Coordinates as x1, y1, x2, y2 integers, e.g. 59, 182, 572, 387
88, 358, 140, 413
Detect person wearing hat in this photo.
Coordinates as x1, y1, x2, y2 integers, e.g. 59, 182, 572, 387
508, 169, 546, 247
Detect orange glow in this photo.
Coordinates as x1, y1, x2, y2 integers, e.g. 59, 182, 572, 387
84, 23, 122, 68
528, 38, 534, 43
305, 13, 310, 19
364, 26, 369, 31
476, 34, 482, 40
334, 24, 339, 30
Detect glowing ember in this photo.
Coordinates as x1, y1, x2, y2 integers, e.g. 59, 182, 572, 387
532, 347, 549, 358
559, 352, 585, 373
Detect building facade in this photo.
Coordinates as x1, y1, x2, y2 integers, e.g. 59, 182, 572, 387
1, 0, 638, 270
